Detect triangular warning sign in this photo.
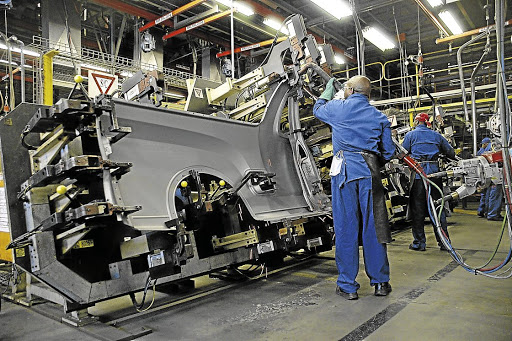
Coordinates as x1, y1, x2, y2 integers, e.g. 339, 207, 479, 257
91, 73, 116, 94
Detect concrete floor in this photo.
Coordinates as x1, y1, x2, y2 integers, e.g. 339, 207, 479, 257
1, 206, 512, 341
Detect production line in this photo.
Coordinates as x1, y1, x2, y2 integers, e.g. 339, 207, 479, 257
0, 0, 511, 340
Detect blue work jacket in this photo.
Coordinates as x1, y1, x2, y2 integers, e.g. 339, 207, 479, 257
402, 124, 455, 175
477, 143, 491, 156
313, 94, 395, 184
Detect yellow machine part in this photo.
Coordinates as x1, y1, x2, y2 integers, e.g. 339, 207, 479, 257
0, 159, 13, 262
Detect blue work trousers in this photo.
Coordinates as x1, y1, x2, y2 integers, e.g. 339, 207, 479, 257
331, 175, 390, 293
477, 188, 490, 217
410, 177, 449, 248
487, 184, 503, 219
478, 185, 503, 219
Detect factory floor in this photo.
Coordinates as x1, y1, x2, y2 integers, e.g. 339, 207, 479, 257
1, 204, 512, 341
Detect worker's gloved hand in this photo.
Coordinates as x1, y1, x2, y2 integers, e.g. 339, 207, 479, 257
319, 78, 336, 101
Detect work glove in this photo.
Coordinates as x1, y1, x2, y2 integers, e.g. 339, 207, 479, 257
319, 78, 336, 101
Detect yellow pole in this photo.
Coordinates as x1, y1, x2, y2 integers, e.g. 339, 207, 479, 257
43, 50, 59, 106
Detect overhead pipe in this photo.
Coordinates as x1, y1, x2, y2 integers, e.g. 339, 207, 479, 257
91, 0, 233, 50
470, 37, 491, 155
436, 18, 512, 44
216, 37, 288, 58
139, 0, 208, 32
456, 31, 488, 125
495, 0, 512, 233
162, 10, 233, 40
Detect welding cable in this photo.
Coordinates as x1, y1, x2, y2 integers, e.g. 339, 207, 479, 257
420, 169, 512, 277
475, 215, 510, 271
477, 166, 512, 272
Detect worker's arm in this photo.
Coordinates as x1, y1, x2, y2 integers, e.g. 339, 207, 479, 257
314, 98, 343, 125
401, 132, 412, 153
313, 78, 337, 124
379, 119, 395, 162
440, 136, 456, 159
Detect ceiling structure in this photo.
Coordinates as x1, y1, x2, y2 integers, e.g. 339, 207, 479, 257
0, 0, 510, 99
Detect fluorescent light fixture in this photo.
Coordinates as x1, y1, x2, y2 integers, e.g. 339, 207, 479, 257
263, 18, 288, 35
81, 63, 110, 72
216, 0, 254, 16
164, 92, 186, 99
334, 54, 345, 65
439, 10, 463, 35
232, 2, 254, 16
362, 27, 396, 52
120, 71, 134, 78
0, 59, 17, 66
309, 0, 352, 20
0, 43, 40, 57
426, 0, 443, 7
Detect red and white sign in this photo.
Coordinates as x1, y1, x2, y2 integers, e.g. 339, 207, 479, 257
88, 70, 118, 97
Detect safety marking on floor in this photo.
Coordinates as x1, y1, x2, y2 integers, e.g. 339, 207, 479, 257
453, 208, 478, 216
339, 250, 477, 341
292, 272, 318, 279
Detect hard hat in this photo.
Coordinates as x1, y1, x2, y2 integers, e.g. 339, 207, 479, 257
415, 112, 429, 122
482, 137, 491, 144
414, 112, 431, 127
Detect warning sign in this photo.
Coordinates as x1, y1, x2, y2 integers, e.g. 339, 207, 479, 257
88, 70, 118, 97
193, 88, 203, 98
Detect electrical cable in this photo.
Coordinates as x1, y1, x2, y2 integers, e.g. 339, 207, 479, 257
257, 15, 294, 69
418, 163, 512, 277
21, 127, 37, 150
129, 275, 157, 312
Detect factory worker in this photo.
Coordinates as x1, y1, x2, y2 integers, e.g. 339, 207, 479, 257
477, 137, 503, 221
402, 113, 455, 251
313, 75, 395, 300
477, 137, 492, 218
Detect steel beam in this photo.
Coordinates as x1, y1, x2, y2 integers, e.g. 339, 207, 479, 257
162, 9, 233, 40
216, 37, 287, 58
139, 0, 209, 32
413, 0, 450, 37
91, 0, 233, 50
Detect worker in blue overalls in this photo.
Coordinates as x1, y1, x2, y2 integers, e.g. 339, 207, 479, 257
477, 137, 503, 221
314, 75, 395, 300
402, 113, 455, 251
477, 137, 492, 217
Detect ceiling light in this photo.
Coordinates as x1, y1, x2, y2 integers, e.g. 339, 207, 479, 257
120, 71, 134, 78
334, 54, 345, 65
362, 27, 396, 52
164, 92, 186, 99
309, 0, 352, 20
81, 63, 110, 72
439, 10, 463, 35
263, 18, 289, 35
426, 0, 443, 7
216, 0, 254, 16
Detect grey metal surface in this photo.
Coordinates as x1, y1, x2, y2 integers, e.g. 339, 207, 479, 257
109, 80, 330, 231
0, 103, 43, 269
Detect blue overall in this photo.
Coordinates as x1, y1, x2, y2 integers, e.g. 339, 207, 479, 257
477, 143, 503, 219
314, 94, 395, 293
402, 125, 455, 248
